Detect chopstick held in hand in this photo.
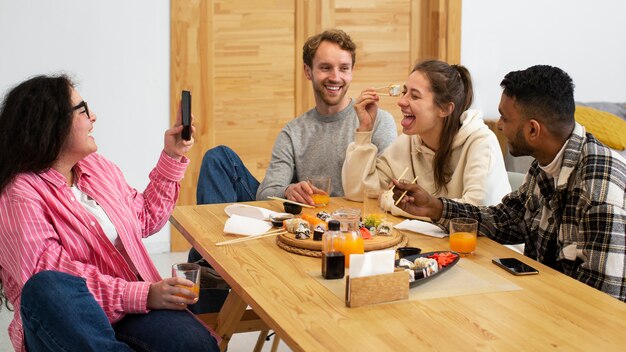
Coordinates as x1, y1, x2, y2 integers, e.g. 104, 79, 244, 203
394, 175, 419, 206
267, 196, 315, 209
389, 167, 409, 192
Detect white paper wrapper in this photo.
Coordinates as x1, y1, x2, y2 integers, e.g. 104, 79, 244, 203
223, 214, 273, 236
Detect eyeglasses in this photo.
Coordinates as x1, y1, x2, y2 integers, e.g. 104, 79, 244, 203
72, 101, 90, 118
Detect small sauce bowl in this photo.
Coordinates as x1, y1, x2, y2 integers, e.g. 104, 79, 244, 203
283, 202, 303, 215
396, 246, 422, 260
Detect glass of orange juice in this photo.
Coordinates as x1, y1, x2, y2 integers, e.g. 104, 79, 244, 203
308, 176, 331, 206
171, 263, 200, 301
449, 218, 478, 255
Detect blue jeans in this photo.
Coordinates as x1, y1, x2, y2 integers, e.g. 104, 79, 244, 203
196, 145, 260, 204
21, 271, 218, 352
192, 145, 259, 314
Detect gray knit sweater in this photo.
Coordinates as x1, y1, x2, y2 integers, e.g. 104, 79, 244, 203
256, 100, 397, 200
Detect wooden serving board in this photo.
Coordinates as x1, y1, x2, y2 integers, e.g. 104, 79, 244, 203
276, 229, 404, 252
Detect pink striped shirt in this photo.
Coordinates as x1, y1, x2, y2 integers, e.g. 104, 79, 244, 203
0, 151, 188, 352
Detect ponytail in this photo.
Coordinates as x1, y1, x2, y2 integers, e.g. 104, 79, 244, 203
452, 64, 474, 112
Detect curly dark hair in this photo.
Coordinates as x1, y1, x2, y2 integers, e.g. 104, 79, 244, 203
0, 74, 75, 193
0, 75, 75, 309
500, 65, 575, 137
412, 60, 474, 193
302, 28, 356, 68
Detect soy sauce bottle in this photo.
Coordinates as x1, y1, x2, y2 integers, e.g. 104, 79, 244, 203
322, 220, 345, 279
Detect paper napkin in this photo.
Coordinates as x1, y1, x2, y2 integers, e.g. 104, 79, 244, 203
394, 219, 448, 238
349, 250, 395, 278
223, 214, 272, 236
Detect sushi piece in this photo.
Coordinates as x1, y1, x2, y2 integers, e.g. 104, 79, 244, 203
388, 84, 402, 96
301, 214, 327, 230
398, 258, 416, 270
376, 221, 393, 236
295, 222, 311, 240
414, 257, 439, 277
316, 211, 332, 222
313, 227, 324, 241
374, 84, 402, 96
283, 218, 309, 233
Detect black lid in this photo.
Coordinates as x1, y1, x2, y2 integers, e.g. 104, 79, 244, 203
328, 220, 340, 231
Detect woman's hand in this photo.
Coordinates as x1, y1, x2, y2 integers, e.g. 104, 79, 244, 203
147, 277, 198, 310
353, 88, 379, 132
164, 102, 195, 161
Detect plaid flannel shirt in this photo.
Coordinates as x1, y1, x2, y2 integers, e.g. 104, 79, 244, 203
438, 124, 626, 301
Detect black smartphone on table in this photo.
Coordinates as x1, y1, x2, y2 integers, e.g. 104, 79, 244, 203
181, 90, 192, 141
492, 258, 539, 276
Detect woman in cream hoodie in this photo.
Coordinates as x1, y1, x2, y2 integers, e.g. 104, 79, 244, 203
342, 60, 510, 218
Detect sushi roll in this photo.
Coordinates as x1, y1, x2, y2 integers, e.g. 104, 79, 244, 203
283, 218, 309, 233
413, 257, 439, 277
295, 222, 311, 240
313, 227, 324, 241
376, 221, 393, 236
316, 211, 332, 222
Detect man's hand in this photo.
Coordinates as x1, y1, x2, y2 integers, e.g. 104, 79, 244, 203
391, 179, 444, 220
147, 277, 198, 310
284, 181, 317, 206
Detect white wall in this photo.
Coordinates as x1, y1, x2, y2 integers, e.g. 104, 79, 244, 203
462, 0, 626, 119
0, 1, 171, 253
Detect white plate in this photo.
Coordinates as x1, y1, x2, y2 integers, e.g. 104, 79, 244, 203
224, 204, 276, 220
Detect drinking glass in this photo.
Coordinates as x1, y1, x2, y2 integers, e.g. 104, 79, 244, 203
363, 188, 386, 218
449, 218, 478, 255
171, 263, 200, 299
308, 176, 331, 206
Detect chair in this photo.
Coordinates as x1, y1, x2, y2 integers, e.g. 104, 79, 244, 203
507, 171, 525, 191
505, 171, 526, 254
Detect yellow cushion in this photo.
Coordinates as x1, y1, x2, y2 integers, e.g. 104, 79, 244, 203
575, 106, 626, 150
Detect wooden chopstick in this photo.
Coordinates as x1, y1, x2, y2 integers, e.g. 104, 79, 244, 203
389, 167, 409, 192
267, 196, 315, 209
216, 229, 287, 246
394, 175, 419, 206
373, 84, 391, 90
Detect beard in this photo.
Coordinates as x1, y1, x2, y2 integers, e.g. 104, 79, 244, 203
508, 129, 533, 157
312, 79, 348, 107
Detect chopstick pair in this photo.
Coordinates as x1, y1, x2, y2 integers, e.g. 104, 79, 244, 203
394, 175, 419, 206
267, 196, 316, 209
215, 228, 287, 246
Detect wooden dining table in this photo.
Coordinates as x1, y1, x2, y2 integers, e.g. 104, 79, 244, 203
170, 198, 626, 351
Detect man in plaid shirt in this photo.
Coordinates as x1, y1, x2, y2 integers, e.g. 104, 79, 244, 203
392, 65, 626, 301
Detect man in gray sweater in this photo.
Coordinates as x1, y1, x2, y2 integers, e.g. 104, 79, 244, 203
196, 29, 397, 206
191, 28, 397, 314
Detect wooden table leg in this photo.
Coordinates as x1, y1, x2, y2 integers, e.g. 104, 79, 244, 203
215, 290, 249, 352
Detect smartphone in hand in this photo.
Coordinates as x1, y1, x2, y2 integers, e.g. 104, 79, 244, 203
181, 90, 192, 141
492, 258, 538, 276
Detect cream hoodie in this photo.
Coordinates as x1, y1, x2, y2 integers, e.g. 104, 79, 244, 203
342, 109, 511, 219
